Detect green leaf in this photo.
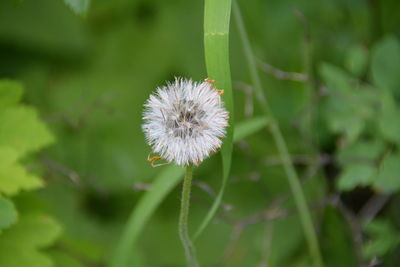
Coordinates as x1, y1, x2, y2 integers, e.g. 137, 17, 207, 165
193, 0, 234, 240
233, 116, 269, 142
0, 214, 62, 267
374, 152, 400, 193
0, 105, 55, 158
336, 139, 385, 166
329, 114, 364, 143
345, 45, 368, 77
337, 164, 375, 191
363, 219, 400, 259
63, 0, 90, 16
378, 90, 400, 145
320, 63, 354, 94
320, 63, 378, 143
371, 36, 400, 94
0, 80, 23, 110
0, 195, 18, 231
321, 207, 358, 267
0, 147, 43, 195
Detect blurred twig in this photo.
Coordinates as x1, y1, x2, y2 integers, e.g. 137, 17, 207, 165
256, 59, 308, 82
358, 194, 390, 225
42, 157, 82, 186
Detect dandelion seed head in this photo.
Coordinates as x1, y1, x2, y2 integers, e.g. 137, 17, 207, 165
142, 77, 229, 166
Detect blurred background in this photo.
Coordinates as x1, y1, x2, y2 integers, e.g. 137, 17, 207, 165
1, 0, 400, 266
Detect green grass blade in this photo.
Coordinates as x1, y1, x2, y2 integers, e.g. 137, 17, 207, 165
233, 117, 269, 142
232, 1, 324, 266
110, 165, 184, 267
193, 0, 234, 240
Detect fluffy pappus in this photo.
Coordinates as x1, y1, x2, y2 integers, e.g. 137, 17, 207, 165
142, 77, 229, 166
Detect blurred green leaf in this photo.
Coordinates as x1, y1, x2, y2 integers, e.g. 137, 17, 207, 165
374, 152, 400, 193
330, 115, 364, 143
337, 164, 375, 191
233, 117, 269, 142
336, 139, 385, 166
321, 207, 358, 267
320, 63, 354, 94
320, 63, 378, 143
0, 147, 43, 196
0, 195, 18, 231
64, 0, 90, 15
378, 90, 400, 145
0, 80, 23, 111
49, 250, 85, 267
345, 45, 368, 77
0, 214, 62, 267
320, 63, 363, 143
371, 36, 400, 94
363, 219, 400, 259
0, 106, 54, 158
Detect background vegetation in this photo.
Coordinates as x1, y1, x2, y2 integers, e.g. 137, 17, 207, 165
1, 0, 400, 266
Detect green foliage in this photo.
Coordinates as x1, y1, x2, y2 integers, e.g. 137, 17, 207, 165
0, 80, 23, 110
1, 0, 400, 266
337, 164, 375, 191
0, 214, 62, 267
0, 147, 43, 195
233, 117, 269, 142
320, 63, 375, 143
0, 106, 55, 158
374, 152, 400, 193
320, 36, 400, 194
378, 90, 400, 146
112, 117, 271, 267
345, 45, 368, 77
321, 207, 358, 267
0, 80, 61, 267
371, 36, 400, 95
0, 195, 18, 231
363, 219, 400, 259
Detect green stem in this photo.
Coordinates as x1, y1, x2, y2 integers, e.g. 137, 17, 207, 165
232, 2, 323, 267
179, 164, 199, 267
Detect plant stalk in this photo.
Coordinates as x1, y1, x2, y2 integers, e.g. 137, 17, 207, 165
179, 164, 199, 267
232, 2, 324, 267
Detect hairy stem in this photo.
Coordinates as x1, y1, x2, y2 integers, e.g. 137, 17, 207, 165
179, 164, 199, 267
232, 2, 324, 267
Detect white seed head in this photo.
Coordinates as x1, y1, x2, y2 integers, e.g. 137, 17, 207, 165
142, 77, 229, 166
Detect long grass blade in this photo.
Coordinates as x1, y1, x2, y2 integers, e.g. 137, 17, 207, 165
232, 1, 324, 266
193, 0, 234, 240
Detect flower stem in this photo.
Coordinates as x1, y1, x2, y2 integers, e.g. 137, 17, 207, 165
232, 2, 324, 267
179, 164, 199, 267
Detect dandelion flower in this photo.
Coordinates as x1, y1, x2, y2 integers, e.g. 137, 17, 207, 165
142, 77, 229, 166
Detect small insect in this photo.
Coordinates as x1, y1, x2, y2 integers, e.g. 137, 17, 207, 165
147, 153, 169, 167
204, 77, 224, 95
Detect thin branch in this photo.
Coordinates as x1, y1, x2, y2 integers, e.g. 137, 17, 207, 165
256, 59, 308, 82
